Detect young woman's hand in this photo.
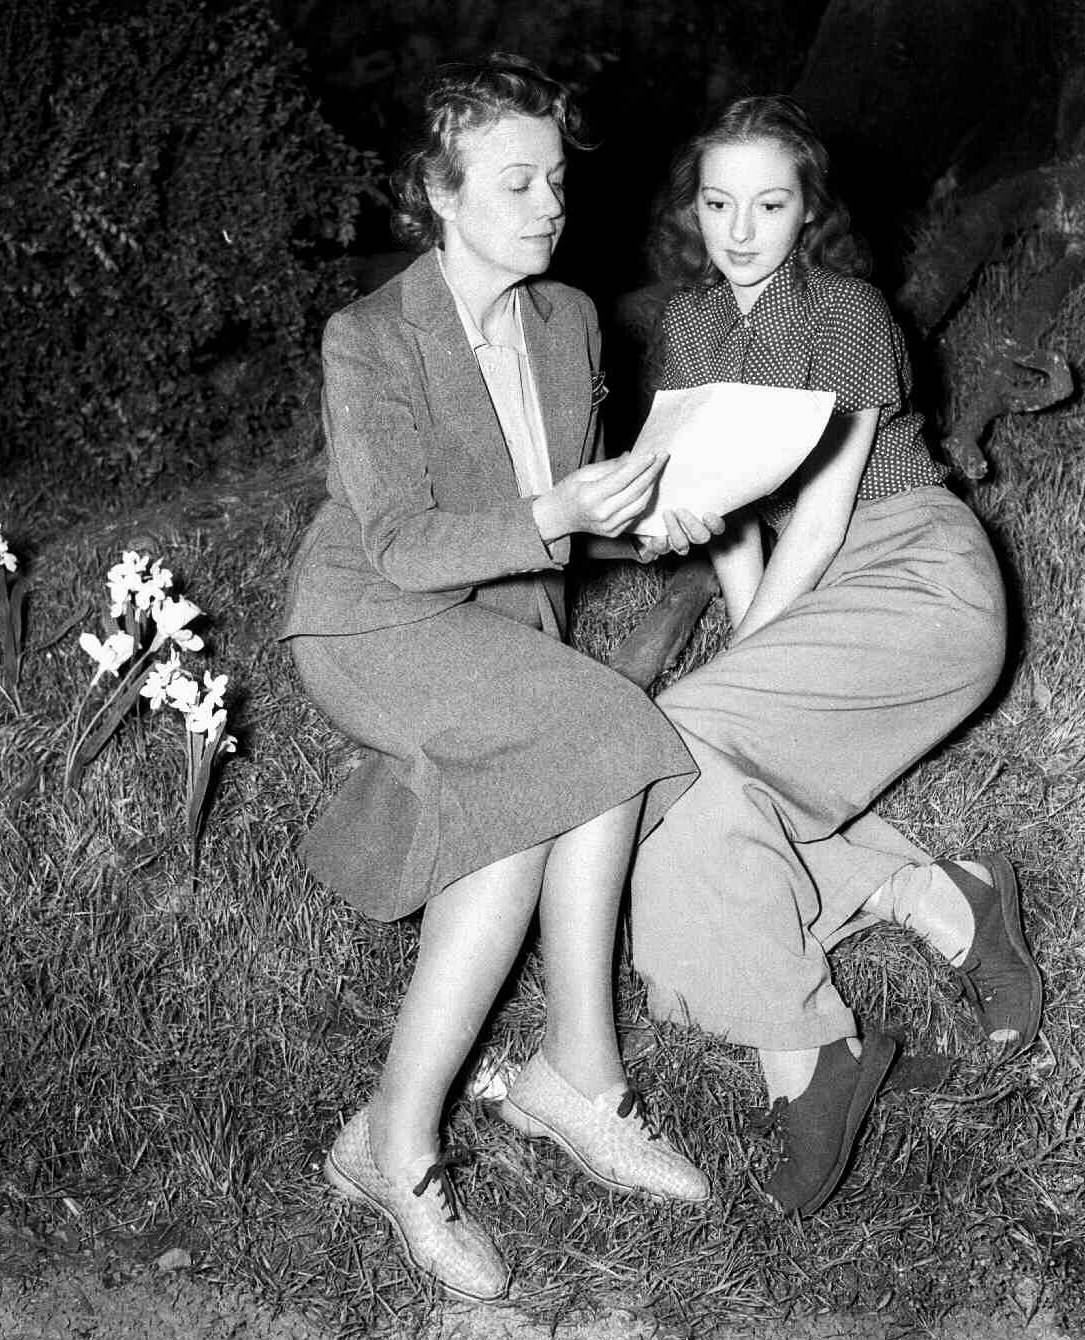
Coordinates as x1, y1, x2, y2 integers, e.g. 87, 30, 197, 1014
659, 507, 727, 555
533, 452, 669, 541
630, 509, 727, 561
630, 533, 671, 561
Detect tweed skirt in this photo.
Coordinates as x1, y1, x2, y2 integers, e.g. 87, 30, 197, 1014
290, 601, 697, 921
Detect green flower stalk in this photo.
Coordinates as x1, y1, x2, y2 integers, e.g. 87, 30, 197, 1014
0, 528, 26, 713
141, 655, 236, 879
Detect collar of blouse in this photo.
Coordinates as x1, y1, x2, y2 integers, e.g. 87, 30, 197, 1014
709, 248, 808, 339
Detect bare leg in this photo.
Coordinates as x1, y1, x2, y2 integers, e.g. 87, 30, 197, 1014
539, 794, 643, 1099
368, 792, 651, 1172
367, 840, 551, 1174
490, 793, 710, 1204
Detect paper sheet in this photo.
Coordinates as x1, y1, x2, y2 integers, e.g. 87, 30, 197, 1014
631, 381, 836, 536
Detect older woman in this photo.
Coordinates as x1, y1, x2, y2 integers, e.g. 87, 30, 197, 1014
280, 55, 719, 1301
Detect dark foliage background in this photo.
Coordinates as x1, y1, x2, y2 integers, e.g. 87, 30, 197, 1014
0, 0, 379, 492
0, 0, 1071, 498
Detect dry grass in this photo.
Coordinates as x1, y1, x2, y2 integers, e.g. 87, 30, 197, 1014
2, 234, 1085, 1338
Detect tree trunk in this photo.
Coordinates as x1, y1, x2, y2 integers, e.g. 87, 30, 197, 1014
607, 557, 719, 691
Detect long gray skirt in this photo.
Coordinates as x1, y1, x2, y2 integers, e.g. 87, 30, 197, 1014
290, 602, 697, 921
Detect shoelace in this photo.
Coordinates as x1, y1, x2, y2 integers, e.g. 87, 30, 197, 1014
747, 1097, 794, 1168
616, 1088, 660, 1141
411, 1147, 467, 1223
953, 958, 1025, 1044
747, 1095, 788, 1136
953, 956, 995, 1010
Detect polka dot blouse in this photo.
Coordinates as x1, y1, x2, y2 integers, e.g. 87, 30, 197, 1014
656, 251, 946, 528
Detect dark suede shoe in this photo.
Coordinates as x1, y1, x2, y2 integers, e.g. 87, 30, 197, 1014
759, 1032, 897, 1217
938, 855, 1042, 1050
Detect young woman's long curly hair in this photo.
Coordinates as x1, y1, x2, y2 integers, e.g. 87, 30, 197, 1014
650, 95, 869, 287
391, 53, 583, 253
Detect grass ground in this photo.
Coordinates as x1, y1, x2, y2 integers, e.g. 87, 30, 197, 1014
1, 232, 1083, 1339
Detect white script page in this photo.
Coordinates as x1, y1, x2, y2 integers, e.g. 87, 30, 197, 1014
631, 381, 836, 535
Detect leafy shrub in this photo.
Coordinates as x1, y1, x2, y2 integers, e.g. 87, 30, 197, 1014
0, 0, 385, 493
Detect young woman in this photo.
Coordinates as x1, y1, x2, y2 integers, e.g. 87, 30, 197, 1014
281, 56, 719, 1302
631, 95, 1042, 1218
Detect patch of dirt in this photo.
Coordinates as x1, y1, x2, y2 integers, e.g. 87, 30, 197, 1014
0, 1224, 1073, 1339
0, 1255, 1074, 1340
0, 1260, 327, 1339
423, 1301, 1074, 1340
0, 1215, 327, 1339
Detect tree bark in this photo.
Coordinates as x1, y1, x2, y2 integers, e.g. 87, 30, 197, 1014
896, 158, 1085, 336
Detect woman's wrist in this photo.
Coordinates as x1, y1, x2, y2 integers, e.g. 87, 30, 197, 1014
631, 534, 668, 563
532, 490, 569, 544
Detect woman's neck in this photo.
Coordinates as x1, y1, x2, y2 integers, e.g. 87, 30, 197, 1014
728, 277, 770, 315
439, 244, 519, 343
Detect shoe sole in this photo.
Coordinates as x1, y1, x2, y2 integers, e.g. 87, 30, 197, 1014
496, 1098, 710, 1204
983, 854, 1043, 1051
324, 1150, 510, 1304
792, 1032, 898, 1218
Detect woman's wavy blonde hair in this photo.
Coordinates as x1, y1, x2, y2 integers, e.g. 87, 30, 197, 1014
391, 53, 583, 253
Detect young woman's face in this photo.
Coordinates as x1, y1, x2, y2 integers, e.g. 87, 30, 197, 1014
432, 114, 566, 285
695, 136, 812, 311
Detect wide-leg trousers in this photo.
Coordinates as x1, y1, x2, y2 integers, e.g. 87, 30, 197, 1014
630, 487, 1007, 1049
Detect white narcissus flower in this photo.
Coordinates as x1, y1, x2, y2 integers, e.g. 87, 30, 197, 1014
166, 671, 200, 714
79, 630, 136, 683
152, 596, 204, 651
134, 559, 174, 612
202, 671, 228, 708
140, 651, 183, 710
0, 530, 17, 574
186, 698, 227, 737
106, 551, 149, 612
172, 627, 204, 651
107, 551, 149, 586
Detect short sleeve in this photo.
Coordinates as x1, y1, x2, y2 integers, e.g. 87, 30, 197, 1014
810, 280, 912, 416
654, 292, 700, 392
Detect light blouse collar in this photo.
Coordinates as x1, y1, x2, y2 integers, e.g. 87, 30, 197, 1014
435, 250, 525, 354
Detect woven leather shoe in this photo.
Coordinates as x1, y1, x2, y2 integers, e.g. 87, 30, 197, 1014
761, 1032, 896, 1217
324, 1109, 509, 1302
937, 855, 1042, 1049
496, 1051, 709, 1202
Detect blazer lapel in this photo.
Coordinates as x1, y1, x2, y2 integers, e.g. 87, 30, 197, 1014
400, 251, 519, 496
398, 252, 591, 494
521, 285, 588, 481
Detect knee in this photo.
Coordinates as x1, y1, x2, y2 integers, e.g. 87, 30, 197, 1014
953, 604, 1007, 707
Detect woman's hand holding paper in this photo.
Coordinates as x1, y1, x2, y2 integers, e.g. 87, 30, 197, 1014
534, 451, 669, 542
630, 508, 726, 560
659, 507, 727, 555
630, 382, 836, 536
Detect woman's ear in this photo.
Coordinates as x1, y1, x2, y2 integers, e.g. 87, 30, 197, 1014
425, 177, 458, 224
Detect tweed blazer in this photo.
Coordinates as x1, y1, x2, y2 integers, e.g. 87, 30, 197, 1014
280, 248, 604, 641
